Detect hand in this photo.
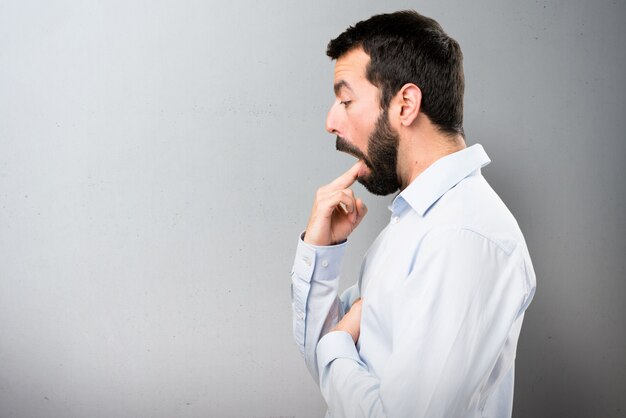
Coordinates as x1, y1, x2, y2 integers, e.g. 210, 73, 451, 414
332, 299, 362, 344
304, 162, 368, 246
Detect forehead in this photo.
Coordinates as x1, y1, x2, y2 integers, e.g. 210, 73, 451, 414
333, 47, 373, 91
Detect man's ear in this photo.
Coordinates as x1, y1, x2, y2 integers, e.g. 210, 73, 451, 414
397, 83, 422, 127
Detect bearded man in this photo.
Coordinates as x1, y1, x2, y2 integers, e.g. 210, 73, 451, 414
291, 10, 536, 418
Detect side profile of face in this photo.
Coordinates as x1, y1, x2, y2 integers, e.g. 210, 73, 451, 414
326, 47, 401, 196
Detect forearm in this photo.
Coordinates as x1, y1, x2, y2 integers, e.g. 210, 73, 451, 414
291, 234, 348, 383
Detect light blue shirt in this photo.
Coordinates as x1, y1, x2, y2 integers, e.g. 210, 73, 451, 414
291, 144, 536, 418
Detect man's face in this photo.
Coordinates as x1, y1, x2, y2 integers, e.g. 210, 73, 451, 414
326, 47, 401, 196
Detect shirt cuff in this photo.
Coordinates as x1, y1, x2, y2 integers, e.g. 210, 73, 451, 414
316, 330, 363, 375
292, 232, 347, 284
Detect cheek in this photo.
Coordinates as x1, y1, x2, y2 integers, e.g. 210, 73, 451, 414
348, 108, 378, 149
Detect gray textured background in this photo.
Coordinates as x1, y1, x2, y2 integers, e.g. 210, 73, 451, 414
1, 1, 624, 417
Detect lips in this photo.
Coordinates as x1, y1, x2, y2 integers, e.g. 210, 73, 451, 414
357, 161, 370, 178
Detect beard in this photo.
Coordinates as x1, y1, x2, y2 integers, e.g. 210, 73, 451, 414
335, 108, 401, 196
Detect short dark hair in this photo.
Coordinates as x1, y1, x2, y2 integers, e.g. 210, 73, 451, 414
327, 10, 465, 138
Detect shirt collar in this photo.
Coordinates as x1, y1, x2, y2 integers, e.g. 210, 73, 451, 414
391, 144, 491, 217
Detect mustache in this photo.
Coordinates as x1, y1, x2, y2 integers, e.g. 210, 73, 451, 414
335, 136, 371, 168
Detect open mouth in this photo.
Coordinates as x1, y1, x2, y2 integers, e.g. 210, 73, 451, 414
335, 136, 371, 169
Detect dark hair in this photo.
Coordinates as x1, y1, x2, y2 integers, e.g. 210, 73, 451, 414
327, 10, 465, 138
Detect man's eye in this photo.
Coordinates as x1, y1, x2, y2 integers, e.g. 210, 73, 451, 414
340, 100, 352, 107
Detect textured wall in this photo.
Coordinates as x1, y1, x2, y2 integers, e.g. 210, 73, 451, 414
0, 1, 624, 417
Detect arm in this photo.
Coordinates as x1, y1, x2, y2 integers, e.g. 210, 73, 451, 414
291, 162, 367, 383
316, 228, 536, 417
291, 235, 360, 382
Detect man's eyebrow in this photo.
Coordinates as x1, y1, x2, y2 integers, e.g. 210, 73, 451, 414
334, 80, 353, 96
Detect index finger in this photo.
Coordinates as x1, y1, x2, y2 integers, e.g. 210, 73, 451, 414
328, 161, 364, 190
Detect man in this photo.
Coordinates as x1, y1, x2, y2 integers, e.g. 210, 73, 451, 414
290, 10, 536, 418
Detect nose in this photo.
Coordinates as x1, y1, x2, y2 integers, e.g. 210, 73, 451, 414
325, 102, 341, 135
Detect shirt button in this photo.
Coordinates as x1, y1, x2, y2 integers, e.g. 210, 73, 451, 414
297, 310, 304, 320
392, 216, 400, 224
303, 256, 312, 266
321, 260, 329, 268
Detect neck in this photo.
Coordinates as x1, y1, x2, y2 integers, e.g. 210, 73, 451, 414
398, 121, 466, 190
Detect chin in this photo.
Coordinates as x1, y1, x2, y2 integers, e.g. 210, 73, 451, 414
358, 174, 400, 196
359, 181, 387, 196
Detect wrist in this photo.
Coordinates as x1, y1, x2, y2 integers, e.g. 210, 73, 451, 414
303, 231, 345, 247
302, 231, 327, 246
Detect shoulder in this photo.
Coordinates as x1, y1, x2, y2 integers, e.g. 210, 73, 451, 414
423, 173, 527, 255
423, 225, 517, 257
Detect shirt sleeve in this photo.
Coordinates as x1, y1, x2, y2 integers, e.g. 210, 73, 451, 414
290, 233, 360, 383
316, 227, 536, 418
